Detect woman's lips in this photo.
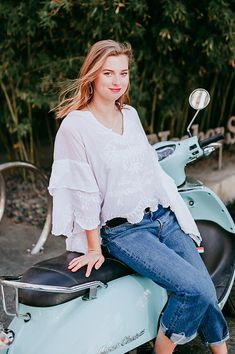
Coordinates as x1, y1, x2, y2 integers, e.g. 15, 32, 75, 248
109, 88, 122, 92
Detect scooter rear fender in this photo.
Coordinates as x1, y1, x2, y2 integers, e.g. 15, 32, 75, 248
179, 180, 235, 308
3, 275, 167, 354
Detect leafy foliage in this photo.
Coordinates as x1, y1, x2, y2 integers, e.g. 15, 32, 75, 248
0, 0, 234, 163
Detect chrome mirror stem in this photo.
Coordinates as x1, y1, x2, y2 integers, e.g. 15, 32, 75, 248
187, 110, 200, 137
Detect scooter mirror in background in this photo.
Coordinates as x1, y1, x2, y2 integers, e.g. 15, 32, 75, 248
187, 88, 211, 136
189, 88, 210, 110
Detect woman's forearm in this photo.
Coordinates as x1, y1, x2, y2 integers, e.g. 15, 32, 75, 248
85, 227, 102, 253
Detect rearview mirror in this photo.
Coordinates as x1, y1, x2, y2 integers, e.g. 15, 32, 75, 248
189, 88, 210, 110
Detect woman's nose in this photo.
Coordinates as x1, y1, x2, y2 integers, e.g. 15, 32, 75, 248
112, 75, 120, 85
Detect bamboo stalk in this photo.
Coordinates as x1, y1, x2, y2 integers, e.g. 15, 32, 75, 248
202, 73, 218, 130
1, 80, 23, 160
0, 81, 18, 126
150, 88, 158, 134
11, 86, 28, 161
218, 71, 234, 126
1, 80, 30, 161
180, 98, 189, 136
27, 101, 35, 163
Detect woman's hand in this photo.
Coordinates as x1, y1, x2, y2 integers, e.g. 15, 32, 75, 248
68, 251, 105, 277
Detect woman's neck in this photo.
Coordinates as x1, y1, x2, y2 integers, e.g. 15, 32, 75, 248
90, 95, 118, 115
88, 96, 123, 134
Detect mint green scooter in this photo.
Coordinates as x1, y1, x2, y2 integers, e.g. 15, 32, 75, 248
153, 88, 235, 311
0, 89, 234, 354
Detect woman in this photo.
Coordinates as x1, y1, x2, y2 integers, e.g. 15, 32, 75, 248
48, 40, 229, 354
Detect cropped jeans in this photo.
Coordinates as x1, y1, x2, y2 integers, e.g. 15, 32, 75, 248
100, 205, 229, 346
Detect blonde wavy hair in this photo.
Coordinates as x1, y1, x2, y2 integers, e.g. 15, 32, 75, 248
53, 40, 132, 119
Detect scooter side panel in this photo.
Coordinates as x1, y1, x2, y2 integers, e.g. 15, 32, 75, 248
180, 187, 235, 233
7, 274, 167, 354
154, 136, 202, 187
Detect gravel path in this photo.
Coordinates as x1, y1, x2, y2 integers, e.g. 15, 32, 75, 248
2, 170, 48, 228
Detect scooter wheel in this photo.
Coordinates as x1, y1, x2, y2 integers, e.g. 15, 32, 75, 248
223, 283, 235, 318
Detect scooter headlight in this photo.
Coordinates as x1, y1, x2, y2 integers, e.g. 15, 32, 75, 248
0, 328, 14, 350
155, 145, 176, 161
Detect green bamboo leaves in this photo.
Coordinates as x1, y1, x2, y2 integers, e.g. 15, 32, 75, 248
0, 0, 234, 163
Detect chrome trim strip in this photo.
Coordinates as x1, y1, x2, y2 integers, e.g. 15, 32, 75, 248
0, 278, 107, 293
0, 278, 108, 318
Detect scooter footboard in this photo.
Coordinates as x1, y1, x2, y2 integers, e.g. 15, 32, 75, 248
4, 275, 167, 354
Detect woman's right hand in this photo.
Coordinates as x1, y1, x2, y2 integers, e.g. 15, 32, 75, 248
68, 251, 105, 277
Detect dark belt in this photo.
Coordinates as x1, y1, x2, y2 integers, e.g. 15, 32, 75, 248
105, 207, 151, 228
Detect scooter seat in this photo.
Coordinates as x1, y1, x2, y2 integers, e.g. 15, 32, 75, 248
19, 249, 134, 307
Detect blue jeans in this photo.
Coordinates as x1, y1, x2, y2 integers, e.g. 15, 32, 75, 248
100, 205, 229, 346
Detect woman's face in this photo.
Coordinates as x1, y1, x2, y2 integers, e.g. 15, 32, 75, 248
93, 55, 129, 103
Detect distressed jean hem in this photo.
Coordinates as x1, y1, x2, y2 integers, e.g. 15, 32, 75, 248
206, 333, 230, 347
160, 320, 197, 345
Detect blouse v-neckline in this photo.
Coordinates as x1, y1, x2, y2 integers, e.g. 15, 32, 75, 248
85, 109, 126, 137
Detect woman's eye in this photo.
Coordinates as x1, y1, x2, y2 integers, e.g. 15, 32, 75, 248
121, 72, 128, 77
104, 72, 111, 76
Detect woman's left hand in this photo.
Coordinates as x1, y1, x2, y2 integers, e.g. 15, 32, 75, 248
68, 251, 105, 277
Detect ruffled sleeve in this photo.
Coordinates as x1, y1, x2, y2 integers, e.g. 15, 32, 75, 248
48, 114, 101, 253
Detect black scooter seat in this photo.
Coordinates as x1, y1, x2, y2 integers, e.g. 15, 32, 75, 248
19, 250, 134, 307
19, 221, 235, 307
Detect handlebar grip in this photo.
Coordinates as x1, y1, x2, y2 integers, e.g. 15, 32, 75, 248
199, 134, 224, 148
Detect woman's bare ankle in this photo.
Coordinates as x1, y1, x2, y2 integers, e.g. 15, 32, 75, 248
155, 328, 176, 354
209, 342, 227, 354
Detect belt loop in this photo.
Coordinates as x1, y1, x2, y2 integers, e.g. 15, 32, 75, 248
156, 218, 163, 229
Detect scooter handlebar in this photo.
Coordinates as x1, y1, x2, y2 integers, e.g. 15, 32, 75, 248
199, 134, 224, 148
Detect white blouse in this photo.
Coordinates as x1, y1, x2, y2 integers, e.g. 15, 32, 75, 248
48, 105, 201, 253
